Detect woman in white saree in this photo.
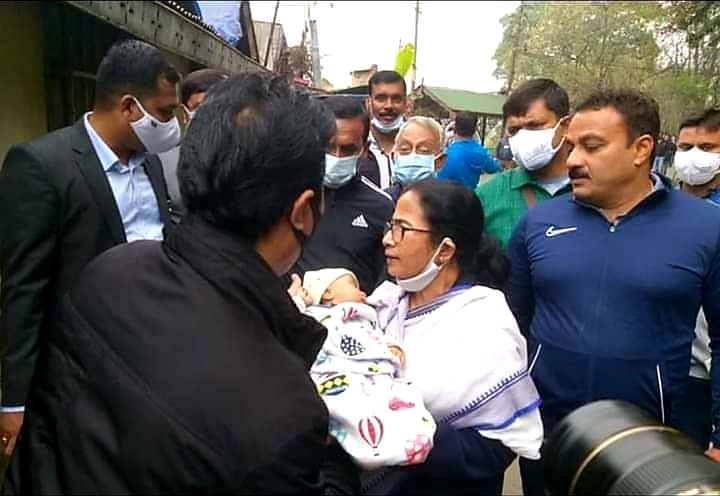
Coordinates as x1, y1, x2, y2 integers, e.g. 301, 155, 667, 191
363, 179, 543, 495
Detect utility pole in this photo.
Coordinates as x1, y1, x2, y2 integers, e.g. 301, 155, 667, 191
310, 19, 322, 87
263, 0, 281, 69
411, 1, 420, 92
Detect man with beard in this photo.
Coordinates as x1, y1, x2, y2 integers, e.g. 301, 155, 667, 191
358, 70, 409, 189
507, 89, 720, 493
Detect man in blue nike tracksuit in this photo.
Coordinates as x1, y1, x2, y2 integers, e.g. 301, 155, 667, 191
507, 89, 720, 494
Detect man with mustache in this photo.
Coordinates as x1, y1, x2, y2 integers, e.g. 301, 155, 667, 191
506, 90, 720, 493
358, 70, 409, 189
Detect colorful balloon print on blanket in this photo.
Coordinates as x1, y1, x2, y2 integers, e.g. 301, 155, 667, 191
340, 335, 365, 356
388, 397, 416, 411
404, 434, 432, 465
316, 373, 351, 396
358, 415, 384, 456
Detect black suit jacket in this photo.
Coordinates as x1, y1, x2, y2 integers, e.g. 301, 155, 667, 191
0, 118, 174, 406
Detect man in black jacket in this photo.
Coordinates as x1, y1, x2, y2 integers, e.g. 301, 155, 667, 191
293, 96, 393, 293
0, 39, 178, 454
5, 73, 358, 494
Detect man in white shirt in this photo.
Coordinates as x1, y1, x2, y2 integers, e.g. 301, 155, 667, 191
358, 70, 409, 189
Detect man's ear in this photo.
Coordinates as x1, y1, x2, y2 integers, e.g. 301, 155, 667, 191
361, 138, 371, 156
120, 95, 139, 121
434, 153, 447, 172
365, 97, 373, 116
288, 189, 317, 237
634, 135, 655, 168
553, 115, 572, 148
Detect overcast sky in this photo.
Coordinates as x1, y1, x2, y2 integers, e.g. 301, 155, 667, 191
248, 1, 519, 91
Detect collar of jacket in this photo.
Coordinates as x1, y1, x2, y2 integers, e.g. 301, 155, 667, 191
570, 172, 671, 213
164, 216, 327, 369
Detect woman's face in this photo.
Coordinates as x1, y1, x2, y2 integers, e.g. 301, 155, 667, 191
383, 191, 437, 279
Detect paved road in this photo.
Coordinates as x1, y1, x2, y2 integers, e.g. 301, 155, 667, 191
503, 459, 523, 495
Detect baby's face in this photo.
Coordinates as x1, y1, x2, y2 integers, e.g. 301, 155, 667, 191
328, 275, 367, 304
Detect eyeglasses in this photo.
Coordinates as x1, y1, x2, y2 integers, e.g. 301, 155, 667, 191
384, 220, 432, 243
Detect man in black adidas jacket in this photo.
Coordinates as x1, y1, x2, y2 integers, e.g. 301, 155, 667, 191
4, 75, 358, 494
293, 96, 394, 293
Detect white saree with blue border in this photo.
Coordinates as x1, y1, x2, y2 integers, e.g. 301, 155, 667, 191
368, 281, 544, 460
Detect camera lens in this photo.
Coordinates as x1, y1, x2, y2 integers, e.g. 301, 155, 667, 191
545, 400, 720, 495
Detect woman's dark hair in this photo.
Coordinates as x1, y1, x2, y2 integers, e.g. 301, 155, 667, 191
178, 73, 335, 241
402, 179, 510, 290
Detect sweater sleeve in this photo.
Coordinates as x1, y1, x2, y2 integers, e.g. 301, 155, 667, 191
405, 423, 515, 480
704, 227, 720, 446
506, 214, 535, 337
480, 148, 501, 174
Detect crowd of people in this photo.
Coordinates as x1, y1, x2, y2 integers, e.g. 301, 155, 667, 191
0, 38, 719, 494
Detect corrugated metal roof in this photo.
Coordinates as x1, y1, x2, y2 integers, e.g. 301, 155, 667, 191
422, 86, 506, 116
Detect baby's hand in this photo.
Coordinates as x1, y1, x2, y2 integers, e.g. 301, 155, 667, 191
288, 273, 313, 306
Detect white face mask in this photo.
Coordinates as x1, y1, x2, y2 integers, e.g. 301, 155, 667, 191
674, 148, 720, 186
372, 115, 404, 134
130, 97, 181, 154
396, 238, 452, 292
509, 120, 565, 171
183, 104, 196, 122
324, 154, 359, 189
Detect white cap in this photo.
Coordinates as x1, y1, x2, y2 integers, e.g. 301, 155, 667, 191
303, 269, 358, 305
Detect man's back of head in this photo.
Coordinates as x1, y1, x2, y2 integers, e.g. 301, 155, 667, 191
454, 112, 478, 139
178, 73, 336, 243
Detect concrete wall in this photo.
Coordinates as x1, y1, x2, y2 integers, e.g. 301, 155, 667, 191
0, 2, 47, 166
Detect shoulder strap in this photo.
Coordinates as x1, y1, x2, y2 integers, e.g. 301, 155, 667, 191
522, 185, 537, 209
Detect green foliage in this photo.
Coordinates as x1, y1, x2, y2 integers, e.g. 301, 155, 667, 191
493, 1, 719, 133
394, 43, 415, 77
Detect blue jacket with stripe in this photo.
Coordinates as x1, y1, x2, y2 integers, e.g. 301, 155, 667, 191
507, 177, 720, 444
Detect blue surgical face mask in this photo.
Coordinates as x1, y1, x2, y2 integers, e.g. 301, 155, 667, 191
394, 153, 435, 185
324, 154, 359, 189
372, 115, 404, 134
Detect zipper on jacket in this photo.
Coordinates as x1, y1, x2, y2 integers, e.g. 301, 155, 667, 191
529, 344, 543, 374
656, 364, 666, 423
